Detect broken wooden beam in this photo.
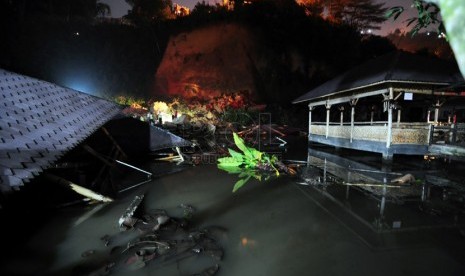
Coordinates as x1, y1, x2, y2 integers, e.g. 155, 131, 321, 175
45, 174, 113, 202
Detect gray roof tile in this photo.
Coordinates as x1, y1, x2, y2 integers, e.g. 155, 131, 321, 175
293, 51, 465, 104
0, 69, 120, 192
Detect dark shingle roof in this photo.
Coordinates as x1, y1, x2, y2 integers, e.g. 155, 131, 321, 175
293, 51, 464, 104
150, 125, 192, 151
0, 69, 120, 192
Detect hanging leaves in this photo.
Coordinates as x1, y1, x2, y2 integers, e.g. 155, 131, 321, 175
385, 0, 445, 37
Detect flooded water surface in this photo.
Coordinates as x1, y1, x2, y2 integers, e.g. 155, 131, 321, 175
1, 144, 465, 276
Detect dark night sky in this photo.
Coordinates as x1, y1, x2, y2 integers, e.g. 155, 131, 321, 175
100, 0, 431, 36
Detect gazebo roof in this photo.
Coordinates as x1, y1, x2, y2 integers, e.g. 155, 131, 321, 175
0, 69, 120, 192
293, 51, 464, 104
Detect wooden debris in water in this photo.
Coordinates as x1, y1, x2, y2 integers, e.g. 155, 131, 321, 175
391, 173, 416, 184
77, 204, 224, 275
119, 194, 144, 230
341, 182, 403, 188
45, 174, 113, 202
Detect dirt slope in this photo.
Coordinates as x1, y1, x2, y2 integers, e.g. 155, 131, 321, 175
154, 23, 260, 100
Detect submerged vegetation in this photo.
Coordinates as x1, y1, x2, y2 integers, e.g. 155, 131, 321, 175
218, 133, 294, 192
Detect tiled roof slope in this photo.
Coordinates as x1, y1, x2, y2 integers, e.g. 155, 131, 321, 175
150, 125, 192, 151
0, 69, 120, 192
293, 51, 465, 104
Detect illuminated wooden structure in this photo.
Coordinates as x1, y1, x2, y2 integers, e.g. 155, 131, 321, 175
293, 52, 465, 160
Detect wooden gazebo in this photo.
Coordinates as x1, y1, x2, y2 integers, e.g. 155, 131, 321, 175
293, 51, 465, 160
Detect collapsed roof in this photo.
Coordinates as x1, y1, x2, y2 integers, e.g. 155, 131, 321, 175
0, 69, 120, 192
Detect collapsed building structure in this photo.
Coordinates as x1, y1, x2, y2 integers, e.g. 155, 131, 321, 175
0, 69, 190, 208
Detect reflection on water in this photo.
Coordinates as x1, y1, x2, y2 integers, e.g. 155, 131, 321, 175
1, 142, 465, 275
298, 147, 465, 235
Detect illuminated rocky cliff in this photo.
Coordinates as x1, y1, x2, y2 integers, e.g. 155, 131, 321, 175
154, 23, 260, 100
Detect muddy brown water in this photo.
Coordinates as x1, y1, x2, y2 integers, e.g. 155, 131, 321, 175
1, 141, 465, 276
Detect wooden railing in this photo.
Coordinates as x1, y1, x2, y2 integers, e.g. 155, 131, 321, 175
430, 123, 465, 145
311, 122, 431, 145
392, 124, 430, 145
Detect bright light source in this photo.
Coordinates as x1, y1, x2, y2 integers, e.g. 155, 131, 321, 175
59, 68, 96, 95
67, 82, 93, 94
63, 77, 94, 95
74, 32, 80, 36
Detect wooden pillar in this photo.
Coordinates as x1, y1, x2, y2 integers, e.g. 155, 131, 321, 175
350, 106, 355, 142
387, 106, 393, 147
396, 108, 401, 127
386, 88, 393, 148
339, 106, 344, 126
308, 105, 313, 140
325, 102, 331, 138
433, 99, 444, 124
370, 105, 375, 125
349, 98, 358, 143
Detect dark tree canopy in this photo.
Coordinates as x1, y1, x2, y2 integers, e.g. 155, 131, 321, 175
125, 0, 174, 24
298, 0, 387, 30
327, 0, 388, 30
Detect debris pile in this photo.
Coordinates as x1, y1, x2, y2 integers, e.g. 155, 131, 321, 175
75, 196, 225, 275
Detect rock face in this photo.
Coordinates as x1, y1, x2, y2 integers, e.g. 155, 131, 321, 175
154, 23, 259, 100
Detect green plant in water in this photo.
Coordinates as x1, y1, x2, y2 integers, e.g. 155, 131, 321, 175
217, 133, 285, 192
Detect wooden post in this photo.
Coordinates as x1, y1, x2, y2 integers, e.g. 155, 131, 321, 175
83, 145, 114, 167
387, 106, 393, 147
370, 105, 374, 125
428, 124, 434, 145
386, 88, 393, 148
427, 110, 431, 123
349, 98, 358, 143
397, 108, 401, 127
433, 99, 445, 124
339, 106, 344, 126
350, 106, 355, 142
308, 105, 313, 140
325, 102, 331, 138
102, 127, 128, 159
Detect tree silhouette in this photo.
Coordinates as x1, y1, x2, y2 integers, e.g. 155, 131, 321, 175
343, 0, 387, 30
327, 0, 387, 31
125, 0, 174, 24
96, 1, 111, 18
